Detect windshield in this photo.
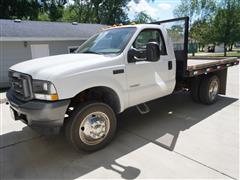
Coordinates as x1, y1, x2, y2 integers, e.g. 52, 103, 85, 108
76, 27, 136, 54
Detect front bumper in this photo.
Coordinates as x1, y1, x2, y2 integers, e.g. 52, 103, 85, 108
6, 91, 70, 132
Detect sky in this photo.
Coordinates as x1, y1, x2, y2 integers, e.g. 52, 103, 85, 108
127, 0, 181, 21
68, 0, 181, 21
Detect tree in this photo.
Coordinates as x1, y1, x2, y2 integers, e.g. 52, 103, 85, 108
99, 0, 130, 25
40, 0, 67, 21
167, 25, 184, 42
197, 0, 216, 20
173, 0, 199, 24
38, 13, 50, 21
92, 0, 102, 23
48, 2, 64, 21
62, 1, 96, 23
63, 0, 130, 24
133, 11, 154, 23
0, 0, 40, 20
174, 0, 216, 23
1, 0, 130, 25
62, 5, 78, 22
174, 0, 240, 56
190, 20, 214, 51
173, 0, 217, 56
213, 0, 240, 56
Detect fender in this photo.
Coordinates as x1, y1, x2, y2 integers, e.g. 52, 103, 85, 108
53, 72, 128, 113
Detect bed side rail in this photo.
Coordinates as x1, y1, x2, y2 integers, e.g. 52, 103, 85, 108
187, 57, 239, 77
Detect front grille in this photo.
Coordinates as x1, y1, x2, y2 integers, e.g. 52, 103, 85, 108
8, 70, 33, 101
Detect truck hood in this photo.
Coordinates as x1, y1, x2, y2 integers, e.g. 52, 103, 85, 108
10, 53, 117, 80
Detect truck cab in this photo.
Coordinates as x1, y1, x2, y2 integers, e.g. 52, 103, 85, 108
6, 17, 239, 152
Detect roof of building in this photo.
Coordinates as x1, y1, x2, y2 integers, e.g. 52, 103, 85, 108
0, 19, 106, 41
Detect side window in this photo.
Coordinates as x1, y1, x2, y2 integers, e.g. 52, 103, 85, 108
133, 29, 167, 55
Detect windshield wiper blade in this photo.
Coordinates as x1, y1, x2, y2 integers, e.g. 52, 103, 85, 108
83, 50, 100, 54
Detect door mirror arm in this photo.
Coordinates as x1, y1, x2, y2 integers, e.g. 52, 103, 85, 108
128, 48, 146, 63
128, 43, 160, 63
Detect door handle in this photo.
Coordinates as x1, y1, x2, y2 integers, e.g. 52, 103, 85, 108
168, 61, 172, 70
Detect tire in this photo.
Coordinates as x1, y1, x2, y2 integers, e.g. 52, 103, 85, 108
199, 75, 220, 104
65, 101, 117, 152
190, 78, 201, 102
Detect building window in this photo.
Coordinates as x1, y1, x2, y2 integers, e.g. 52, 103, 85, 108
68, 46, 79, 53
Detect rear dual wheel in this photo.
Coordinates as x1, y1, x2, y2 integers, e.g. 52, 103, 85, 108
190, 75, 220, 104
199, 75, 220, 104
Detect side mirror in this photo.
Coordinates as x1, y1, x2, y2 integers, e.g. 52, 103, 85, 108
146, 42, 160, 62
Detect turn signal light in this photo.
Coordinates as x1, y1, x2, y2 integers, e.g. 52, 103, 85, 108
50, 94, 59, 101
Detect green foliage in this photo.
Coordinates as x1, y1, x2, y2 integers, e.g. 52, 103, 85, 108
174, 0, 216, 23
38, 13, 50, 21
1, 0, 130, 25
174, 0, 240, 56
213, 0, 240, 49
99, 0, 130, 24
62, 1, 91, 23
39, 0, 66, 21
173, 0, 198, 24
0, 0, 40, 20
62, 0, 130, 24
62, 5, 79, 22
48, 3, 64, 21
64, 0, 130, 24
198, 0, 216, 20
190, 20, 214, 47
167, 25, 184, 42
133, 11, 154, 24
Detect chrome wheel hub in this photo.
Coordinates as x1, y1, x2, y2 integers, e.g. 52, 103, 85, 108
79, 112, 110, 145
209, 79, 219, 100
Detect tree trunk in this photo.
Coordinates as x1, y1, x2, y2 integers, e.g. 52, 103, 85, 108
229, 43, 233, 51
94, 3, 100, 23
224, 43, 227, 57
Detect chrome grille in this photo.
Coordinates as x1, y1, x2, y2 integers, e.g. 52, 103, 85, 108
8, 70, 33, 101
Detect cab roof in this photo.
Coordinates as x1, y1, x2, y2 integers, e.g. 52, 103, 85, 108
103, 24, 162, 31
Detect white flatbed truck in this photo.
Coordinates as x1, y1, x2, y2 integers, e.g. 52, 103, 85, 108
7, 17, 239, 151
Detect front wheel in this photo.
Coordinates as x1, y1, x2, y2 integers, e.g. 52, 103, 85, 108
199, 75, 220, 104
65, 102, 117, 152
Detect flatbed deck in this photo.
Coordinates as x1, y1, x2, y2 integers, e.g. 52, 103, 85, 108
187, 57, 239, 77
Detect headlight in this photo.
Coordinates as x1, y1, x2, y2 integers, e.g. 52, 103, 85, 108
32, 80, 58, 101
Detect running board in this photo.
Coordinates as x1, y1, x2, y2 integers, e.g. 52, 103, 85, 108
136, 103, 150, 114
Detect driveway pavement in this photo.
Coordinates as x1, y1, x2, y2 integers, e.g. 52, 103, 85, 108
0, 66, 239, 179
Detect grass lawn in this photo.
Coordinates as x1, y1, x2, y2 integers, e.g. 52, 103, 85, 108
188, 51, 240, 58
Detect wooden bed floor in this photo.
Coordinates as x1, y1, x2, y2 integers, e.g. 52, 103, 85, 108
187, 57, 237, 70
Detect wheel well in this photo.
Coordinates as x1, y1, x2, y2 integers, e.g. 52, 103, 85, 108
68, 86, 121, 113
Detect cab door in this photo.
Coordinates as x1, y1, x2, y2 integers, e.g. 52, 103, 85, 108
126, 28, 171, 107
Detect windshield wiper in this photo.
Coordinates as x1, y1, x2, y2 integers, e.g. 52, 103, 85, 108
83, 50, 100, 54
